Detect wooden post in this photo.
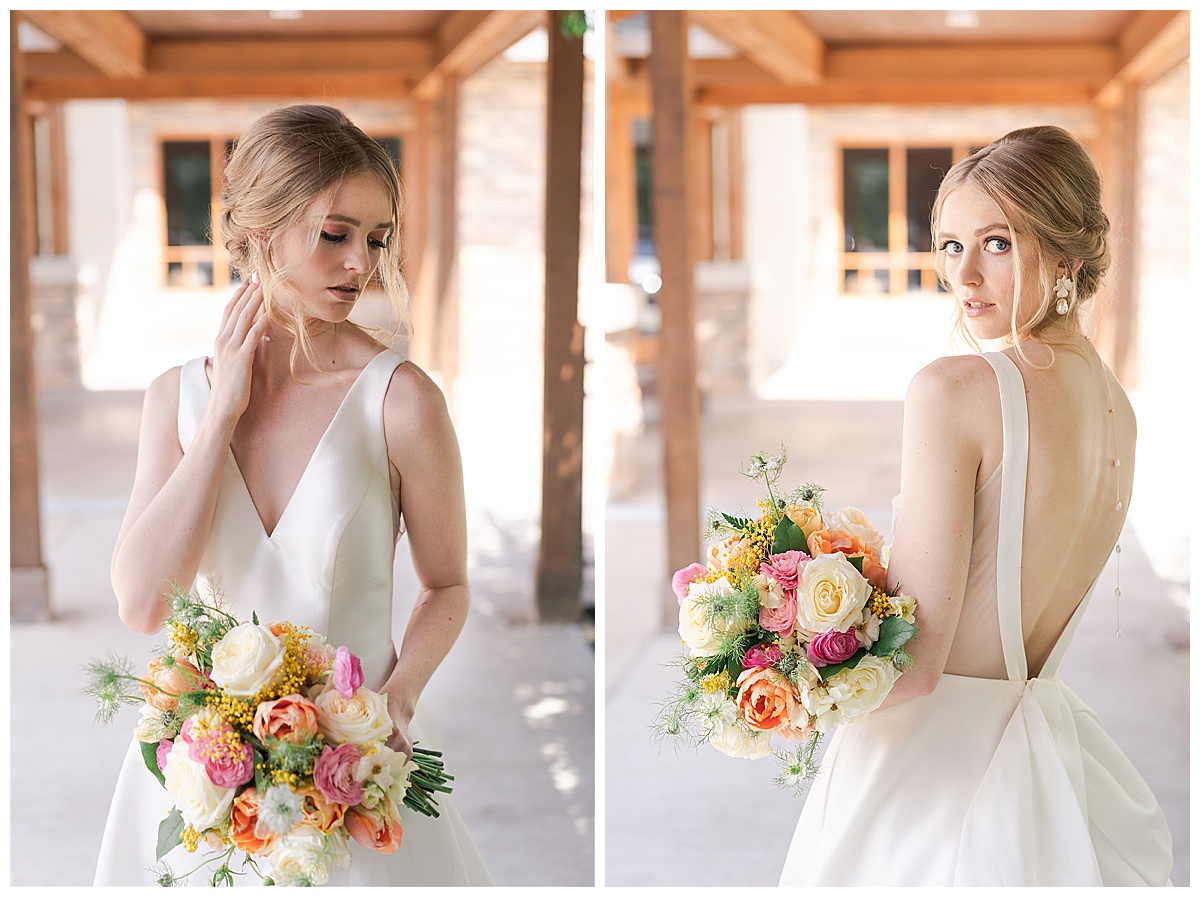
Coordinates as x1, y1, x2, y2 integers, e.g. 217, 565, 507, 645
433, 76, 461, 396
536, 11, 586, 621
1111, 86, 1140, 387
11, 15, 51, 622
406, 97, 439, 370
605, 84, 637, 284
648, 10, 701, 626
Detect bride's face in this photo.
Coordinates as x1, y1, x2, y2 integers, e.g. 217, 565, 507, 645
937, 184, 1041, 342
267, 171, 394, 324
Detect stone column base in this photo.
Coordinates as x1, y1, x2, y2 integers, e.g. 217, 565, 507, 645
11, 566, 51, 623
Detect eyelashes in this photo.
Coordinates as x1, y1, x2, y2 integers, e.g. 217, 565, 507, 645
320, 231, 391, 250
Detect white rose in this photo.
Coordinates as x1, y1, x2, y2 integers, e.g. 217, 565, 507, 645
163, 740, 236, 831
209, 622, 286, 697
133, 704, 175, 742
310, 682, 394, 745
820, 654, 900, 730
267, 825, 351, 886
828, 506, 886, 558
795, 553, 871, 638
709, 721, 773, 759
355, 744, 418, 809
678, 576, 740, 657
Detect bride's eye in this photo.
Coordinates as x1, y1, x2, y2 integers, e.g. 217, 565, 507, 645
320, 231, 347, 244
368, 236, 390, 250
938, 239, 963, 255
984, 237, 1011, 253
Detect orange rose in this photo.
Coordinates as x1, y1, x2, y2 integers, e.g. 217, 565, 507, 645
786, 506, 825, 541
268, 621, 289, 638
229, 788, 276, 855
707, 535, 746, 572
252, 694, 320, 744
735, 667, 801, 733
345, 802, 403, 854
859, 550, 888, 591
296, 784, 346, 832
139, 656, 204, 712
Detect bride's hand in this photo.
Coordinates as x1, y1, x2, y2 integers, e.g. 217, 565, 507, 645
384, 693, 414, 759
208, 281, 270, 429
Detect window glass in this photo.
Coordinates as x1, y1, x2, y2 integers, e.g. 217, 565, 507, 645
163, 141, 212, 247
842, 148, 888, 252
906, 148, 952, 253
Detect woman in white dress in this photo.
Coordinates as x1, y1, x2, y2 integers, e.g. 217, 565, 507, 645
94, 104, 492, 885
779, 126, 1173, 885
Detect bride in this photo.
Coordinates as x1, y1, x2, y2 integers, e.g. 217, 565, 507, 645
778, 126, 1172, 885
94, 104, 492, 886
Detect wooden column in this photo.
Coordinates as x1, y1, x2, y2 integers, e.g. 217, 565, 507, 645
689, 108, 714, 263
605, 84, 637, 284
11, 17, 51, 622
536, 11, 586, 621
648, 11, 701, 625
434, 76, 461, 394
727, 109, 745, 261
407, 97, 439, 369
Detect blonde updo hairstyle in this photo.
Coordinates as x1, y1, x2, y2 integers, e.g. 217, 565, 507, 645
931, 125, 1110, 366
219, 104, 409, 376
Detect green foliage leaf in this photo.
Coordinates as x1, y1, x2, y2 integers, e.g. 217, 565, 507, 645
847, 554, 865, 574
870, 615, 919, 657
771, 515, 808, 555
140, 740, 167, 788
252, 610, 259, 626
721, 512, 753, 532
815, 648, 867, 681
156, 808, 185, 860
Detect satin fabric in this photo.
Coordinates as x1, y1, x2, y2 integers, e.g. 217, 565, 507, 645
778, 351, 1172, 886
94, 350, 492, 886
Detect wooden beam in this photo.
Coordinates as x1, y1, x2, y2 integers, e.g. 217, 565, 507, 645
828, 42, 1115, 84
1096, 9, 1190, 107
20, 9, 145, 79
147, 37, 434, 77
25, 72, 416, 102
414, 9, 543, 100
697, 79, 1098, 107
648, 11, 701, 624
10, 14, 51, 622
537, 11, 586, 622
690, 10, 823, 86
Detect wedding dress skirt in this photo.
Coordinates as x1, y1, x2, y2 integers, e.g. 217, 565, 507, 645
778, 352, 1172, 886
94, 350, 492, 886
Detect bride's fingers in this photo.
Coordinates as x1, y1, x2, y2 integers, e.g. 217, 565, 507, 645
218, 280, 253, 333
231, 284, 265, 343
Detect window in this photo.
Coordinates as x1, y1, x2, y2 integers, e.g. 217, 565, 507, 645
160, 134, 403, 288
840, 144, 957, 295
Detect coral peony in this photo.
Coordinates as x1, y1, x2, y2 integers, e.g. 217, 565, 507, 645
253, 694, 320, 744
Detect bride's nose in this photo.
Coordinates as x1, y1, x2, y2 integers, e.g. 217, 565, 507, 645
343, 240, 369, 273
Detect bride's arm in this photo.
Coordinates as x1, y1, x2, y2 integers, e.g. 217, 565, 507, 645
111, 283, 268, 634
379, 362, 470, 756
879, 356, 989, 708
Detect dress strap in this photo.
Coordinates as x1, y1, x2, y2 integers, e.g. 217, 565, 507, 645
177, 357, 208, 451
980, 351, 1029, 682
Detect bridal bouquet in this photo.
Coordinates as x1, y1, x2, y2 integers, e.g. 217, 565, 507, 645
84, 587, 453, 886
652, 448, 918, 792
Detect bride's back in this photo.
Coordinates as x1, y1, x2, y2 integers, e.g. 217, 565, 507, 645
944, 341, 1134, 679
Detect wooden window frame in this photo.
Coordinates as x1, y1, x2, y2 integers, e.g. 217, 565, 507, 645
837, 140, 978, 296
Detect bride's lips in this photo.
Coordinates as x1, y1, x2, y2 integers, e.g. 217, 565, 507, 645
962, 298, 995, 318
328, 283, 361, 302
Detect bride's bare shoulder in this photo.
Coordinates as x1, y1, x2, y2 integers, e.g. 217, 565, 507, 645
906, 353, 998, 413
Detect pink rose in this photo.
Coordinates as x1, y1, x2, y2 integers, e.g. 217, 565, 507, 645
742, 643, 783, 670
759, 590, 798, 636
806, 629, 860, 668
203, 741, 255, 789
334, 646, 365, 699
671, 563, 708, 605
314, 743, 366, 806
156, 739, 173, 773
760, 550, 809, 591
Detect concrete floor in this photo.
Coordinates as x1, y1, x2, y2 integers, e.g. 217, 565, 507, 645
604, 393, 1190, 887
11, 388, 595, 887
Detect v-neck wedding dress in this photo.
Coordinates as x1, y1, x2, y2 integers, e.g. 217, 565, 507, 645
777, 352, 1173, 886
94, 349, 492, 886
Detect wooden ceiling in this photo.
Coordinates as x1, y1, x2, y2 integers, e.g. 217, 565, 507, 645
610, 10, 1190, 107
16, 10, 545, 102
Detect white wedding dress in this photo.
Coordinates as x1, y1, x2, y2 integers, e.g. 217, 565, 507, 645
778, 351, 1173, 886
94, 348, 493, 886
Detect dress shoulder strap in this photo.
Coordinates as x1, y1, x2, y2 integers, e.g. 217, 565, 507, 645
980, 351, 1030, 682
177, 357, 209, 452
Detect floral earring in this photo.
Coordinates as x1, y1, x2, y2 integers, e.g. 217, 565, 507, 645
1054, 273, 1074, 315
